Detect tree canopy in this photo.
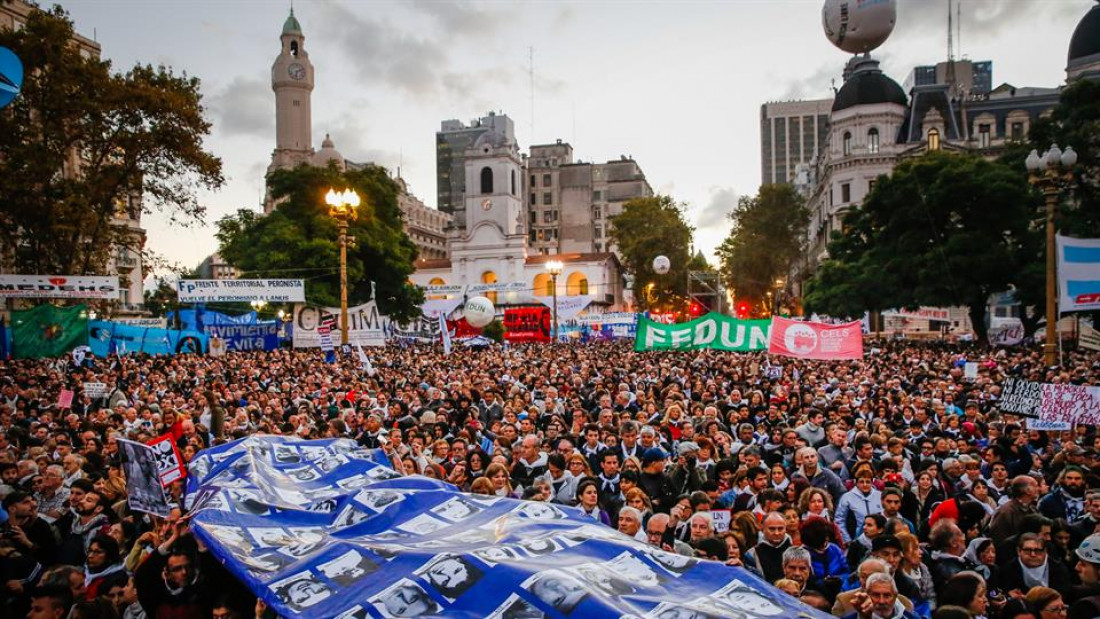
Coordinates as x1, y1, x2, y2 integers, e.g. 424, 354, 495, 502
716, 184, 809, 307
607, 195, 694, 311
0, 6, 222, 276
216, 164, 424, 323
803, 151, 1037, 341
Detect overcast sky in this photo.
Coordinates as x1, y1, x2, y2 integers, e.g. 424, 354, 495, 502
59, 0, 1090, 277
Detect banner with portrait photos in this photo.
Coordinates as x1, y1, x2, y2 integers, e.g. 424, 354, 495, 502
184, 436, 829, 619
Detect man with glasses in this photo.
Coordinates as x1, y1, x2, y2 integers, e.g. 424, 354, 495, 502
999, 533, 1072, 595
34, 465, 69, 522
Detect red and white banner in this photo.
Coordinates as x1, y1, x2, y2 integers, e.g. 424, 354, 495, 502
768, 317, 863, 360
0, 274, 120, 299
1038, 383, 1100, 427
57, 389, 74, 409
146, 434, 185, 487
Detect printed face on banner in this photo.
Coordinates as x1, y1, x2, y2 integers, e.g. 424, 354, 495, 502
318, 550, 379, 587
414, 553, 484, 601
270, 572, 332, 611
369, 578, 441, 618
523, 570, 589, 615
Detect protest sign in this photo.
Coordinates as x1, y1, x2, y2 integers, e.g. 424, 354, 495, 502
1081, 323, 1100, 352
1039, 383, 1100, 427
147, 434, 185, 486
118, 439, 171, 516
58, 389, 73, 409
534, 295, 593, 321
768, 317, 863, 360
1026, 417, 1073, 431
634, 313, 770, 352
964, 362, 979, 381
711, 510, 731, 534
293, 303, 388, 348
999, 377, 1043, 417
185, 436, 829, 619
177, 279, 306, 303
83, 382, 107, 399
0, 274, 119, 299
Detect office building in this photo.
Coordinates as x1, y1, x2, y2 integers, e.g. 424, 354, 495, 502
759, 99, 833, 186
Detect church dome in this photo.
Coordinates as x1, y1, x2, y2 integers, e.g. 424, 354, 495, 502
312, 134, 345, 170
1068, 1, 1100, 65
832, 56, 907, 112
282, 8, 302, 34
472, 130, 511, 151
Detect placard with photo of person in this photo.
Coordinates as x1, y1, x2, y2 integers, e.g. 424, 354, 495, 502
317, 550, 379, 587
706, 581, 785, 617
239, 551, 295, 578
273, 444, 302, 464
511, 502, 566, 521
332, 505, 371, 528
353, 488, 408, 511
571, 563, 636, 597
284, 466, 321, 482
269, 571, 332, 611
413, 553, 484, 601
368, 578, 442, 618
471, 545, 521, 566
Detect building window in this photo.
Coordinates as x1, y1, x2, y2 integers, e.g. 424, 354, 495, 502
593, 190, 602, 201
868, 128, 880, 154
290, 41, 299, 57
868, 179, 876, 193
593, 206, 601, 219
543, 173, 552, 186
841, 183, 851, 203
542, 192, 552, 205
292, 100, 300, 107
511, 170, 516, 195
544, 211, 552, 223
1011, 122, 1024, 141
927, 128, 941, 151
530, 174, 536, 186
530, 194, 536, 205
594, 225, 602, 238
978, 124, 991, 148
480, 166, 494, 193
842, 131, 852, 156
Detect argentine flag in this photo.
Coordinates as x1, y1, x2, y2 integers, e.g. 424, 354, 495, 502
1057, 235, 1100, 312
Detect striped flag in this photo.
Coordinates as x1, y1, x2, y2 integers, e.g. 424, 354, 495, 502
1057, 235, 1100, 312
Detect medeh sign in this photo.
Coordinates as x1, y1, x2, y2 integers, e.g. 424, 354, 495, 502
0, 275, 120, 299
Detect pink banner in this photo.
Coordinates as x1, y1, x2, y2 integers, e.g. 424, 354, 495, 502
58, 389, 73, 409
768, 317, 863, 360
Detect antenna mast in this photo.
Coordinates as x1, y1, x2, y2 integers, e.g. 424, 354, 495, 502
946, 0, 957, 96
528, 47, 535, 142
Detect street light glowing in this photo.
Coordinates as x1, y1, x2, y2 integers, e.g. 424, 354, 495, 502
325, 188, 360, 216
545, 260, 564, 276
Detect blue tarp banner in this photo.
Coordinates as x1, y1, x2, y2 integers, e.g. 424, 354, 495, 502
185, 436, 829, 619
167, 309, 277, 351
88, 320, 207, 356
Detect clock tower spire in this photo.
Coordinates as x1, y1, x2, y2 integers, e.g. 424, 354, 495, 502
268, 7, 313, 178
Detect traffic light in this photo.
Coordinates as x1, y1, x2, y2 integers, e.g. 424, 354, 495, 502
737, 302, 750, 318
689, 302, 703, 317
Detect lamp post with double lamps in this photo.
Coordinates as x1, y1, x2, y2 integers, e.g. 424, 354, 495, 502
545, 260, 564, 343
1025, 144, 1077, 367
325, 188, 361, 346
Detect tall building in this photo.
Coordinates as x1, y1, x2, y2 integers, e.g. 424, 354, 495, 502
527, 141, 653, 256
268, 8, 314, 175
0, 1, 146, 313
436, 112, 516, 229
195, 253, 239, 280
760, 99, 832, 186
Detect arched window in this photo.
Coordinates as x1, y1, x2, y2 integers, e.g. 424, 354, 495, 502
868, 128, 880, 154
533, 273, 553, 297
290, 41, 299, 57
842, 131, 852, 156
480, 166, 494, 194
481, 271, 498, 304
566, 272, 589, 296
927, 128, 941, 151
511, 170, 516, 195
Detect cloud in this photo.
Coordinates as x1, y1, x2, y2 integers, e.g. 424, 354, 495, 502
695, 187, 738, 231
897, 0, 1082, 42
316, 109, 403, 172
777, 62, 839, 101
207, 76, 273, 139
412, 1, 509, 36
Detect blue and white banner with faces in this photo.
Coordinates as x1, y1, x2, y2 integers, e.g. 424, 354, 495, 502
185, 437, 829, 619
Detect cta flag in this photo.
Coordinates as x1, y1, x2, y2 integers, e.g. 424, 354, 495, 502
768, 316, 863, 360
11, 304, 89, 359
634, 313, 770, 351
184, 436, 829, 619
1057, 234, 1100, 312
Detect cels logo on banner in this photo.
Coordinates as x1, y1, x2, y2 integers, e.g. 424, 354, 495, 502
784, 323, 818, 354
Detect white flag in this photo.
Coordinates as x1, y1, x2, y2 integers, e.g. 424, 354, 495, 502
355, 343, 375, 376
439, 314, 452, 356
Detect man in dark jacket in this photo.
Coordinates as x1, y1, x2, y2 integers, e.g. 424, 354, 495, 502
998, 533, 1073, 595
745, 512, 793, 582
135, 521, 247, 619
638, 448, 677, 514
927, 521, 974, 601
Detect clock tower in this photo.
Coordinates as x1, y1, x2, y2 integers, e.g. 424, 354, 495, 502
268, 8, 313, 178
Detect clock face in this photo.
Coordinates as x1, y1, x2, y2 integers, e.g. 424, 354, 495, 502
288, 63, 306, 80
481, 199, 493, 211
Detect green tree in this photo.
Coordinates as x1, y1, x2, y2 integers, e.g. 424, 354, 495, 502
216, 164, 424, 323
804, 151, 1037, 342
608, 195, 694, 311
998, 79, 1100, 333
143, 277, 179, 317
716, 184, 809, 304
0, 6, 222, 275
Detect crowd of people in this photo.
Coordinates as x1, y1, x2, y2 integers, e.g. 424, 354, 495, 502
1, 339, 1099, 619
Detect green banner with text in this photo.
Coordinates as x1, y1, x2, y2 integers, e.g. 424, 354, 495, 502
634, 313, 771, 351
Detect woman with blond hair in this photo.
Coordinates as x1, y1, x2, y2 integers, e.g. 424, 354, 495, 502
484, 462, 514, 498
897, 531, 936, 610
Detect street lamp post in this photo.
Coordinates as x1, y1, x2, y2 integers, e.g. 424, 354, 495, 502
1026, 144, 1077, 367
325, 188, 361, 346
546, 260, 564, 343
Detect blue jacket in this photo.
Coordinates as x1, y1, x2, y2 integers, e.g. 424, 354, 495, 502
835, 486, 883, 543
810, 543, 850, 582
